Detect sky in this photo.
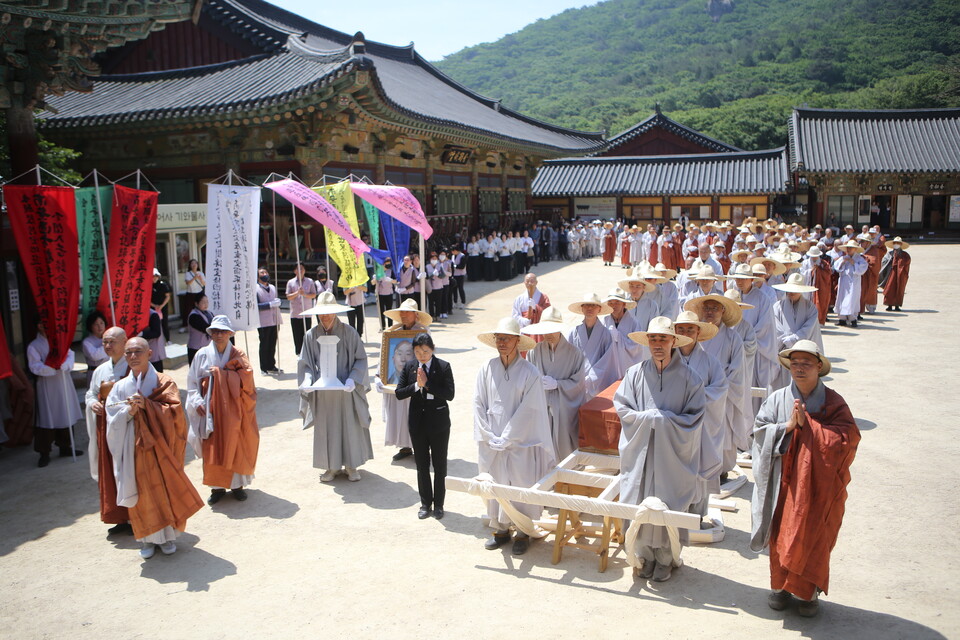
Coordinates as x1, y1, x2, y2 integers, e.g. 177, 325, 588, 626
269, 0, 602, 61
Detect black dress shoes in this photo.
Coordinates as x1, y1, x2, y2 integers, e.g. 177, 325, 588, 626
208, 489, 226, 505
37, 454, 50, 468
433, 508, 444, 520
418, 507, 432, 519
392, 448, 413, 461
107, 522, 133, 535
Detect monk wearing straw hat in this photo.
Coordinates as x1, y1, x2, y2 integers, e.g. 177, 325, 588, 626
771, 274, 822, 390
882, 236, 911, 311
566, 293, 614, 398
832, 240, 867, 327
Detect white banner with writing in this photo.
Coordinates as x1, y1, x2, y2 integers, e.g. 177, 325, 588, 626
206, 184, 261, 330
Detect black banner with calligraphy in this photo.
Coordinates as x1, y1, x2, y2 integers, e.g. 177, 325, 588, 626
4, 185, 80, 368
97, 185, 159, 337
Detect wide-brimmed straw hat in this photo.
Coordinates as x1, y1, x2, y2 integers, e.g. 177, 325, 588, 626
839, 239, 865, 253
521, 306, 568, 336
300, 291, 353, 316
604, 221, 614, 229
688, 265, 724, 282
568, 292, 613, 315
683, 293, 743, 327
885, 236, 910, 250
674, 310, 718, 341
618, 273, 656, 292
653, 263, 678, 280
383, 298, 433, 326
772, 243, 802, 263
749, 257, 786, 276
727, 263, 761, 280
773, 273, 818, 293
479, 316, 536, 351
778, 339, 831, 377
628, 316, 693, 348
603, 287, 637, 309
806, 246, 824, 258
206, 315, 235, 335
729, 248, 752, 261
724, 288, 754, 310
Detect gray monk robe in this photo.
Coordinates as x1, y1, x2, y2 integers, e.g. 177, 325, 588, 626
741, 288, 778, 414
614, 354, 704, 561
298, 318, 373, 470
567, 322, 613, 399
679, 344, 729, 511
772, 296, 823, 390
475, 355, 556, 530
601, 312, 645, 380
701, 324, 747, 472
526, 336, 587, 462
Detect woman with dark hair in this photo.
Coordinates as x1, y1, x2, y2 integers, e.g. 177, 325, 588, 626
186, 294, 213, 364
82, 311, 109, 381
395, 333, 455, 520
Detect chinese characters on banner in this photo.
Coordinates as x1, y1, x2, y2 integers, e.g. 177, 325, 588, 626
315, 182, 369, 289
97, 185, 158, 337
3, 185, 80, 368
263, 179, 370, 258
206, 184, 261, 330
75, 185, 113, 321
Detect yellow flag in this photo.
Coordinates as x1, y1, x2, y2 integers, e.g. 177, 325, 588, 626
314, 182, 369, 289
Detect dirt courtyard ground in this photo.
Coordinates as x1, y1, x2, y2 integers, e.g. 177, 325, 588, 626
1, 244, 957, 639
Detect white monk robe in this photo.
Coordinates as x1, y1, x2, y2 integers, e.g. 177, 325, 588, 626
701, 324, 747, 474
298, 318, 373, 470
527, 336, 587, 461
511, 290, 548, 331
679, 344, 729, 513
380, 322, 428, 450
27, 336, 82, 429
833, 253, 868, 319
630, 234, 644, 264
475, 355, 556, 529
601, 312, 644, 380
772, 296, 823, 390
740, 287, 778, 414
614, 354, 704, 563
186, 342, 254, 489
84, 357, 128, 480
105, 365, 176, 545
566, 322, 614, 398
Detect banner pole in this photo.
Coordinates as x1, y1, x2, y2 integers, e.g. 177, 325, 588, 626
270, 190, 282, 372
419, 233, 426, 313
93, 172, 117, 322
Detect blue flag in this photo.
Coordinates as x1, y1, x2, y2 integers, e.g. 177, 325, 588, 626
379, 209, 411, 270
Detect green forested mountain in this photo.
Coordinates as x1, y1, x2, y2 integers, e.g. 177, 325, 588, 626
435, 0, 960, 150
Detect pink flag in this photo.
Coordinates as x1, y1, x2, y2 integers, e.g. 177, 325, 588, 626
264, 179, 370, 257
350, 183, 433, 239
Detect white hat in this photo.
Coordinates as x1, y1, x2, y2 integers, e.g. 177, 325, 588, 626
628, 316, 693, 348
806, 246, 824, 258
153, 268, 161, 276
727, 263, 761, 280
568, 292, 613, 315
478, 317, 536, 352
723, 288, 754, 310
688, 265, 724, 282
653, 263, 678, 280
206, 315, 235, 335
840, 240, 865, 253
772, 273, 818, 293
521, 306, 568, 336
749, 257, 786, 276
603, 287, 637, 309
778, 339, 831, 377
383, 298, 433, 327
683, 293, 743, 328
674, 310, 718, 341
618, 273, 656, 292
300, 291, 353, 316
885, 236, 910, 250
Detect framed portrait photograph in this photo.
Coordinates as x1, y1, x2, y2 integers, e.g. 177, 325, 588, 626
379, 329, 428, 387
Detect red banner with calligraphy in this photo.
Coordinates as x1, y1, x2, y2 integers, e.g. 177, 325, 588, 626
3, 185, 80, 368
97, 185, 159, 337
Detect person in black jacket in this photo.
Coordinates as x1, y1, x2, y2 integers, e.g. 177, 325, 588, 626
395, 333, 455, 520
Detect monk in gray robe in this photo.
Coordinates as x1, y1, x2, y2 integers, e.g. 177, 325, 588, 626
674, 311, 728, 518
732, 263, 778, 414
475, 317, 556, 556
299, 292, 373, 482
614, 317, 705, 582
771, 274, 823, 389
601, 288, 645, 378
566, 293, 614, 398
523, 307, 586, 462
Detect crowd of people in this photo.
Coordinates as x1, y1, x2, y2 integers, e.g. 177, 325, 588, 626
3, 214, 914, 618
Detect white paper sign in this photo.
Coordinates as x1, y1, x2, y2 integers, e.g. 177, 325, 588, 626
206, 184, 261, 330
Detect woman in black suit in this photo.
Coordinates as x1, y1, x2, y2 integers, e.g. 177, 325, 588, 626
395, 333, 455, 520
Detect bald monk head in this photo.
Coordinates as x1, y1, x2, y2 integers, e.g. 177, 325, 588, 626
102, 327, 128, 364
124, 337, 153, 376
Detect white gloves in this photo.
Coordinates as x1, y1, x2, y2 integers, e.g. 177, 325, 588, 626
417, 272, 426, 280
488, 436, 508, 451
541, 375, 558, 391
342, 378, 357, 393
373, 376, 385, 393
270, 299, 282, 308
60, 360, 72, 371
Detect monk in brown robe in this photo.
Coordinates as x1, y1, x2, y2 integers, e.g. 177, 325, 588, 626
859, 235, 882, 313
883, 237, 911, 311
602, 223, 617, 265
106, 337, 204, 559
801, 247, 833, 325
186, 315, 259, 504
751, 340, 859, 617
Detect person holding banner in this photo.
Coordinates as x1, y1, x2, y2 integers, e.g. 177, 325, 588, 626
396, 256, 417, 304
28, 321, 83, 467
299, 292, 373, 483
373, 258, 397, 331
286, 263, 318, 356
256, 268, 282, 375
186, 316, 260, 506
